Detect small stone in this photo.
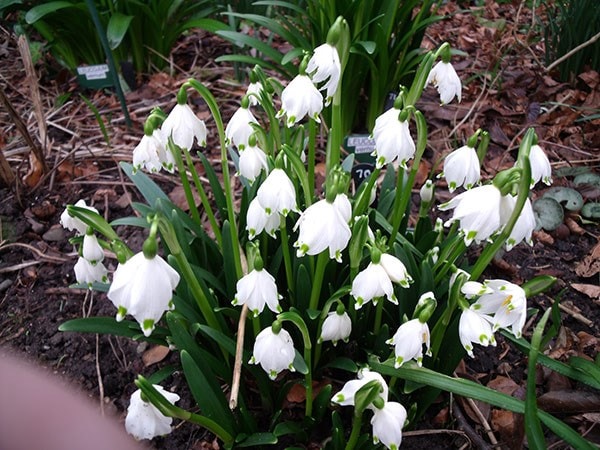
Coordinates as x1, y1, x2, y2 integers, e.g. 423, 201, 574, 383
43, 224, 66, 242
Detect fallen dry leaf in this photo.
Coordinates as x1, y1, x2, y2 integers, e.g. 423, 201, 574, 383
491, 409, 523, 450
538, 390, 600, 414
168, 185, 201, 211
575, 242, 600, 278
142, 345, 170, 367
571, 283, 600, 300
486, 376, 519, 396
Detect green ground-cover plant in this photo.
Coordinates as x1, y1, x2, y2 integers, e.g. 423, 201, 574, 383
542, 0, 600, 81
7, 0, 227, 74
57, 17, 596, 450
216, 0, 442, 135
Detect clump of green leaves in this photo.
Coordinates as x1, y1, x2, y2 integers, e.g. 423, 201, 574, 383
13, 0, 227, 74
542, 0, 600, 81
216, 0, 442, 135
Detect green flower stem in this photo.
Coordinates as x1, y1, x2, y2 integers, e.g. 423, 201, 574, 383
327, 86, 343, 175
277, 311, 313, 416
279, 220, 294, 302
405, 51, 435, 106
136, 376, 234, 445
470, 129, 535, 280
169, 139, 202, 226
352, 167, 382, 217
433, 238, 467, 286
183, 79, 243, 279
430, 271, 466, 358
389, 110, 427, 245
526, 308, 551, 449
345, 412, 363, 450
157, 217, 221, 333
309, 252, 330, 312
373, 298, 385, 336
182, 147, 222, 246
308, 119, 317, 199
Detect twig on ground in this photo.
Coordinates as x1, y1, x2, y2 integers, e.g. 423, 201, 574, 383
451, 399, 495, 450
546, 31, 600, 73
545, 294, 594, 328
95, 334, 106, 417
230, 303, 249, 410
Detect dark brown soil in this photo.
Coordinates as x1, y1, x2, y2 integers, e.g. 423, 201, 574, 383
1, 1, 599, 449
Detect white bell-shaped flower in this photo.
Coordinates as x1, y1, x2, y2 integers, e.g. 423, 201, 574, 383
371, 401, 407, 450
473, 279, 527, 338
257, 168, 298, 216
246, 81, 263, 106
82, 233, 104, 265
443, 145, 480, 192
250, 325, 296, 380
319, 310, 352, 345
125, 385, 180, 441
225, 106, 258, 150
372, 107, 415, 169
529, 144, 552, 187
459, 307, 496, 357
331, 368, 389, 407
351, 262, 397, 309
439, 184, 503, 245
461, 280, 493, 298
161, 103, 207, 150
427, 61, 462, 104
246, 197, 281, 239
60, 199, 98, 235
307, 43, 341, 105
232, 267, 282, 317
387, 318, 431, 368
277, 74, 323, 127
501, 195, 536, 251
74, 257, 108, 287
133, 129, 169, 173
107, 251, 180, 337
294, 195, 351, 262
379, 253, 412, 287
238, 144, 268, 183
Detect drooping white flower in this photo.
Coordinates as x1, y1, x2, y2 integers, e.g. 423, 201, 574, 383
379, 254, 412, 287
443, 145, 480, 192
232, 268, 282, 317
351, 263, 397, 309
371, 107, 415, 169
133, 129, 170, 173
331, 368, 389, 407
461, 280, 493, 298
257, 168, 298, 216
277, 74, 323, 127
250, 325, 296, 380
125, 385, 180, 441
107, 252, 180, 337
161, 103, 207, 150
74, 257, 108, 287
459, 307, 496, 357
238, 144, 268, 183
225, 106, 258, 150
294, 195, 351, 262
82, 233, 104, 265
246, 81, 264, 106
307, 43, 341, 105
371, 401, 407, 450
501, 195, 536, 251
246, 197, 281, 239
427, 61, 462, 104
319, 310, 352, 345
387, 318, 431, 368
439, 184, 503, 245
529, 144, 552, 187
60, 199, 98, 235
473, 279, 527, 338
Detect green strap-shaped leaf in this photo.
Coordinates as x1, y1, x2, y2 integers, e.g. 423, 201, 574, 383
370, 358, 597, 450
59, 317, 167, 345
180, 350, 236, 436
106, 12, 133, 50
25, 1, 80, 24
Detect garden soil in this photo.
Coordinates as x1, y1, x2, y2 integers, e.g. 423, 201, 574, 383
1, 1, 599, 449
